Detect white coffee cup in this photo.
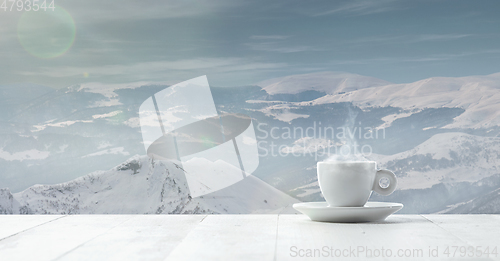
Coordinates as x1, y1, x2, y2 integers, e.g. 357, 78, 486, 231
317, 161, 397, 207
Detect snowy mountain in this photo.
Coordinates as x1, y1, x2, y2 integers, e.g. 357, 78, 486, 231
258, 72, 392, 95
251, 72, 500, 213
305, 73, 500, 129
2, 71, 500, 214
440, 187, 500, 214
0, 82, 167, 192
289, 132, 500, 213
378, 133, 500, 189
0, 155, 299, 214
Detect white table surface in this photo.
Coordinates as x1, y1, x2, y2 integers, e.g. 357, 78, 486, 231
0, 215, 499, 261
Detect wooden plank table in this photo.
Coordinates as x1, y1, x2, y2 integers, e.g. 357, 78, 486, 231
0, 215, 499, 260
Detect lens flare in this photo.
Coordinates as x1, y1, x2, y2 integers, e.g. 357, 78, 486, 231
17, 6, 76, 59
201, 136, 216, 148
109, 112, 127, 125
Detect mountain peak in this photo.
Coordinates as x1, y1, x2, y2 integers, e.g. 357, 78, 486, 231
0, 155, 298, 214
257, 71, 392, 95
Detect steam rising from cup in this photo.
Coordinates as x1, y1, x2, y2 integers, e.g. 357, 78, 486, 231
323, 104, 369, 163
324, 151, 369, 162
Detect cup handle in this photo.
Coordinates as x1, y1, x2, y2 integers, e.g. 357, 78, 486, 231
372, 169, 397, 196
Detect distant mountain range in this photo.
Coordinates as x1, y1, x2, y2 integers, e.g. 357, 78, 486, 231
1, 71, 500, 214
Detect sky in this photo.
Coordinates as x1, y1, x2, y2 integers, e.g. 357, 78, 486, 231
1, 0, 500, 88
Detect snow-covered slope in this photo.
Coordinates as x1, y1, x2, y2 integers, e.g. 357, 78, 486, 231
3, 72, 500, 214
258, 71, 392, 95
258, 72, 500, 128
376, 132, 500, 190
290, 132, 500, 212
0, 156, 299, 214
0, 82, 168, 193
308, 73, 500, 128
440, 187, 500, 214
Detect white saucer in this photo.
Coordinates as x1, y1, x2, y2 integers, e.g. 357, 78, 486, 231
293, 202, 403, 223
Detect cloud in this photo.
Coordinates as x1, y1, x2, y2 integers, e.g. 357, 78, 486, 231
415, 34, 472, 41
19, 57, 287, 80
348, 34, 473, 45
331, 49, 500, 65
245, 42, 321, 53
250, 35, 291, 40
313, 0, 400, 16
64, 0, 243, 22
246, 35, 321, 53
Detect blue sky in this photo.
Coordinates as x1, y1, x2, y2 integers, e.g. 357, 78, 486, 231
1, 0, 500, 88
